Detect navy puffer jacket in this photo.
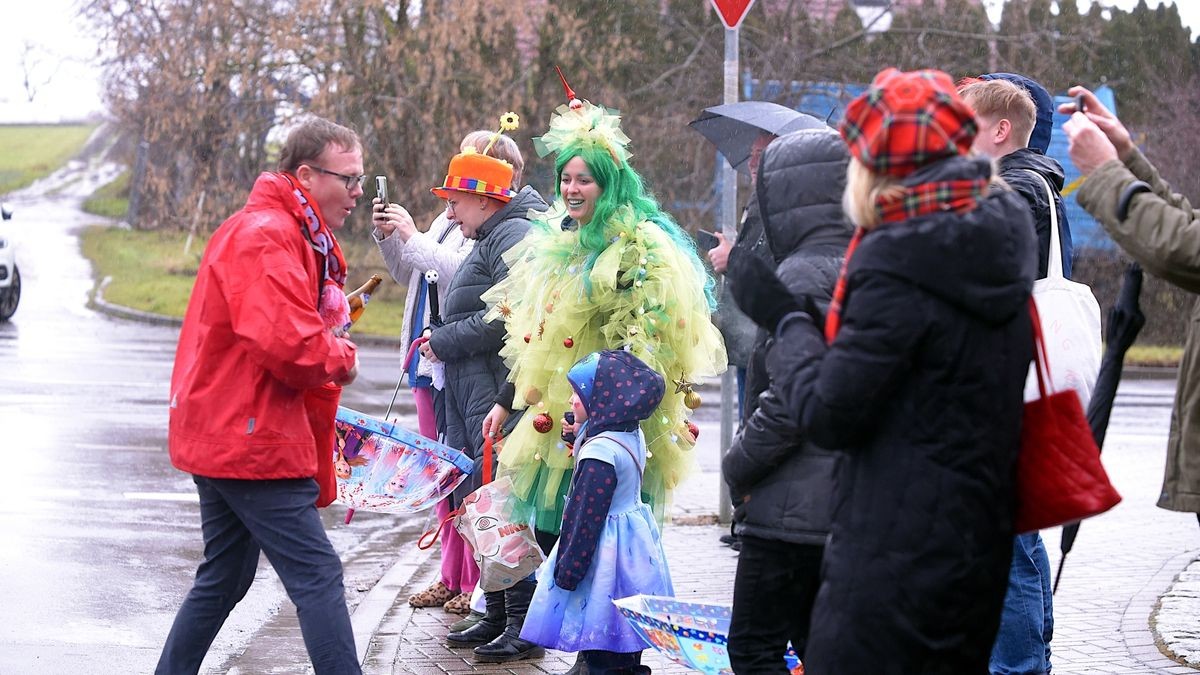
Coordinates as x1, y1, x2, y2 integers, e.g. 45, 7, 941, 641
722, 127, 852, 544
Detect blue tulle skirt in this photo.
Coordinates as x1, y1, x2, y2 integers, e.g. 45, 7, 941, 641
521, 503, 674, 653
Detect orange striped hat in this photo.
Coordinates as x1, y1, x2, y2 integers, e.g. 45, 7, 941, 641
431, 149, 514, 202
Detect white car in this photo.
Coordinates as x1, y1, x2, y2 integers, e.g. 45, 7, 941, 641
0, 202, 19, 321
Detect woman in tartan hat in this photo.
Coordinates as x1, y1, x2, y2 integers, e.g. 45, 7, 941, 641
730, 68, 1037, 674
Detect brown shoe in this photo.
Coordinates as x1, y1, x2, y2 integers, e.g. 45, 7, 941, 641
409, 580, 456, 608
444, 592, 472, 615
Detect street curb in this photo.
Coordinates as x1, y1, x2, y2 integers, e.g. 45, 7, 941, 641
351, 540, 436, 667
89, 276, 183, 328
88, 276, 402, 348
1147, 549, 1200, 669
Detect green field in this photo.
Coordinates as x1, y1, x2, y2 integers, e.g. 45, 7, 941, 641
81, 225, 407, 338
0, 124, 98, 194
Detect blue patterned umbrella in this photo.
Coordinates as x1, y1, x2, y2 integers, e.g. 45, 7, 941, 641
613, 595, 802, 673
334, 406, 472, 523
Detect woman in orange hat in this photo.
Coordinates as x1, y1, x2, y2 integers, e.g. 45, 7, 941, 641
372, 130, 525, 618
413, 125, 550, 663
731, 68, 1037, 673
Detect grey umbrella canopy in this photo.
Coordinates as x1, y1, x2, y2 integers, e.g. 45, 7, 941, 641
689, 101, 827, 175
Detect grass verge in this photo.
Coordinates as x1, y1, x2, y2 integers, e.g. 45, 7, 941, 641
80, 225, 406, 337
0, 124, 98, 194
1126, 345, 1183, 368
83, 169, 130, 219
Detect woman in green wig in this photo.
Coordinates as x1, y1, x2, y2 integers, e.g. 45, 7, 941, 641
480, 95, 726, 543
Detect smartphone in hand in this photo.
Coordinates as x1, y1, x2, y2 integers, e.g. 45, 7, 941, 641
1073, 93, 1086, 114
375, 176, 389, 204
561, 411, 577, 446
696, 229, 720, 251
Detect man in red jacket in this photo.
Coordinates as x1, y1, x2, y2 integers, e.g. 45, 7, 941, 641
157, 117, 363, 675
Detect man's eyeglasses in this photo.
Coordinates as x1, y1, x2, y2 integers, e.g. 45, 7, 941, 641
308, 165, 367, 191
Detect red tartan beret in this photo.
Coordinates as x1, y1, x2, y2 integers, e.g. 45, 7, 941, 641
839, 68, 978, 178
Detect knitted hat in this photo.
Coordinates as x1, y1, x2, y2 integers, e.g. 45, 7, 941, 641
839, 68, 978, 177
431, 148, 515, 203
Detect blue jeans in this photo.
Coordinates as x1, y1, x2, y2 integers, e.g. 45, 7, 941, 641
156, 476, 361, 675
990, 532, 1054, 675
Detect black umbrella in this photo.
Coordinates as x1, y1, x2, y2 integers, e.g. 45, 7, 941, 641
688, 102, 826, 175
1053, 262, 1145, 593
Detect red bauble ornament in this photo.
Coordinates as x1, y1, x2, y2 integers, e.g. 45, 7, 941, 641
523, 333, 531, 343
563, 336, 575, 348
687, 421, 700, 439
533, 413, 554, 434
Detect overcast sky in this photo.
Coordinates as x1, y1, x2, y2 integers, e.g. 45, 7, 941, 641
1, 0, 1196, 124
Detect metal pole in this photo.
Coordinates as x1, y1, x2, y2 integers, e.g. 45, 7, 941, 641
717, 26, 738, 525
127, 140, 149, 229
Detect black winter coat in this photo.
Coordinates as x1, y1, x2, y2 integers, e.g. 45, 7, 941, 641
772, 156, 1036, 674
999, 147, 1074, 279
430, 186, 547, 502
722, 128, 852, 545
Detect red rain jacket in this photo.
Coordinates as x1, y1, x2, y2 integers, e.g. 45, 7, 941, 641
168, 172, 357, 479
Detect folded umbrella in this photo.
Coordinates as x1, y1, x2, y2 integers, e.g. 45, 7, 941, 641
689, 101, 826, 175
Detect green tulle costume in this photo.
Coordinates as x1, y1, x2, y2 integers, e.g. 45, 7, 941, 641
482, 198, 726, 534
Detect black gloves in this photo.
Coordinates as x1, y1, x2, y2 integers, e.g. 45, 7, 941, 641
727, 250, 822, 332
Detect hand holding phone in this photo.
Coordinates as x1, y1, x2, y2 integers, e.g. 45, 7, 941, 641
696, 230, 719, 251
561, 411, 577, 447
1073, 93, 1086, 115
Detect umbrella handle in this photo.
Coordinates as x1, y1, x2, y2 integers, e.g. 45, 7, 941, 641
417, 507, 462, 550
403, 336, 429, 374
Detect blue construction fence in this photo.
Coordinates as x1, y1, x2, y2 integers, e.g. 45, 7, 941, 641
739, 75, 1118, 251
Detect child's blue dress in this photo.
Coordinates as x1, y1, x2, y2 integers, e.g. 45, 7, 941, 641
521, 429, 674, 653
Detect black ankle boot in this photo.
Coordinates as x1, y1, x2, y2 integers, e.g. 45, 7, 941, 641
473, 579, 545, 663
446, 590, 504, 647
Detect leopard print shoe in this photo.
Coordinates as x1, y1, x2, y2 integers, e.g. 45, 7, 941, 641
408, 580, 456, 608
443, 592, 472, 615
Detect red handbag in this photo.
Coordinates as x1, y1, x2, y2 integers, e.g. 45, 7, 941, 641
1015, 299, 1121, 534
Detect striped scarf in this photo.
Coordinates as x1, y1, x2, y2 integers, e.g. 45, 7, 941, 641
282, 172, 349, 330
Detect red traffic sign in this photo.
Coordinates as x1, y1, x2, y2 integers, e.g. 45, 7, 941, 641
709, 0, 756, 29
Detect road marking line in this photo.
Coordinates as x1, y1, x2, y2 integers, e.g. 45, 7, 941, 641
75, 443, 161, 451
123, 492, 199, 503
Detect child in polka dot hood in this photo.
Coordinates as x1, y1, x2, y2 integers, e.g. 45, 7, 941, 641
521, 349, 673, 670
565, 348, 666, 446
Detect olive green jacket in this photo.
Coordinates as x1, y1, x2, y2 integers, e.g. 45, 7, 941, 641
1078, 147, 1200, 512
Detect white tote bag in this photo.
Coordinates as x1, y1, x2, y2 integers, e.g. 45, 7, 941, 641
1022, 170, 1102, 410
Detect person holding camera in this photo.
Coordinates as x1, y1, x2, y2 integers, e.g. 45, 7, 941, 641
1063, 86, 1200, 527
371, 131, 523, 617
